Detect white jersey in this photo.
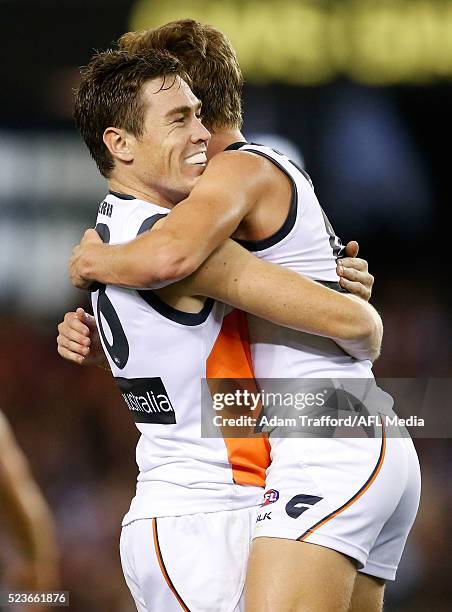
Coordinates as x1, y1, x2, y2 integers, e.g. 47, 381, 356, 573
228, 145, 420, 582
91, 192, 269, 523
228, 142, 373, 380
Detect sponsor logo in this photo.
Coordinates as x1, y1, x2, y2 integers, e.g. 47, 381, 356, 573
98, 200, 113, 218
256, 512, 272, 522
260, 489, 280, 507
116, 377, 176, 424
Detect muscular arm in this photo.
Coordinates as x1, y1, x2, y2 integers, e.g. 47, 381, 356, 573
180, 239, 382, 361
64, 222, 381, 364
71, 151, 266, 288
0, 411, 59, 589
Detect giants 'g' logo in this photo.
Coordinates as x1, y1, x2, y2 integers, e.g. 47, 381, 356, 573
286, 494, 323, 518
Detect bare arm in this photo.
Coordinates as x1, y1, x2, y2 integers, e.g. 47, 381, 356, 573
62, 227, 381, 364
0, 411, 59, 590
178, 239, 382, 361
70, 151, 266, 289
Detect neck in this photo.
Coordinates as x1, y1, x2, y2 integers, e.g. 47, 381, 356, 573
108, 177, 176, 209
207, 128, 246, 159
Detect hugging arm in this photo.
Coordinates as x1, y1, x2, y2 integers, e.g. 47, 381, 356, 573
181, 238, 382, 362
61, 235, 381, 366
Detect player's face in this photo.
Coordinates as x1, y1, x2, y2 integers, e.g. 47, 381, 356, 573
130, 77, 210, 205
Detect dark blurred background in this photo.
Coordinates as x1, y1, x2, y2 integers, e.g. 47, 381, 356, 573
0, 1, 450, 610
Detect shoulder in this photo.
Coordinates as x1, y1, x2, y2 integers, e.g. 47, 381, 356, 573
201, 149, 282, 193
208, 149, 277, 173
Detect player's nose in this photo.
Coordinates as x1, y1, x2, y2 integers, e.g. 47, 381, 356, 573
191, 119, 210, 145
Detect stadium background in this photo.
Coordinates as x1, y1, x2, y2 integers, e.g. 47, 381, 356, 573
0, 0, 450, 610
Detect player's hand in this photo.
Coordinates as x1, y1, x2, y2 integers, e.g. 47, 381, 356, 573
57, 308, 106, 367
69, 228, 103, 290
336, 241, 374, 302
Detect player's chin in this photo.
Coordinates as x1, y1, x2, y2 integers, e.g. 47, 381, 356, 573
184, 162, 207, 178
183, 166, 205, 190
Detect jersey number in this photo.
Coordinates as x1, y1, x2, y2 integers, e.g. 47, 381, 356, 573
94, 223, 129, 369
93, 214, 167, 369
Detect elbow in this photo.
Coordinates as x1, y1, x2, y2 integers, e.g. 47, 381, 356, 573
358, 311, 381, 339
370, 317, 384, 362
344, 301, 381, 341
338, 301, 383, 362
152, 247, 198, 286
354, 310, 383, 363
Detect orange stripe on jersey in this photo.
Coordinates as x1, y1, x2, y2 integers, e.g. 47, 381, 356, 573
298, 424, 387, 542
207, 309, 270, 488
152, 518, 190, 611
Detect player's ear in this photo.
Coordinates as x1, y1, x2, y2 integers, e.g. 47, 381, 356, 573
103, 127, 134, 163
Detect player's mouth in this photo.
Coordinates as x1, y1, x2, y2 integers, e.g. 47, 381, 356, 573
185, 151, 207, 167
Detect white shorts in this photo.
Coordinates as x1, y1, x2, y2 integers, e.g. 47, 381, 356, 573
253, 432, 421, 581
120, 506, 256, 612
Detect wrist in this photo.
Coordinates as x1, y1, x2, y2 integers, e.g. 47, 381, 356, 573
82, 243, 106, 282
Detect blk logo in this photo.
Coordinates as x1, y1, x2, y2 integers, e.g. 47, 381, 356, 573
285, 494, 323, 519
257, 512, 272, 522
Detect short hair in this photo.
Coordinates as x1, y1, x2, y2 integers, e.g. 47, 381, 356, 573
74, 49, 189, 178
118, 19, 243, 132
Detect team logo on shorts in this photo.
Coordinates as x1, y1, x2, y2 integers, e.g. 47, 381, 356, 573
260, 489, 279, 507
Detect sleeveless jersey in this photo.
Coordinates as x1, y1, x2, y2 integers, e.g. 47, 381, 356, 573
229, 143, 374, 380
229, 147, 418, 578
91, 192, 269, 522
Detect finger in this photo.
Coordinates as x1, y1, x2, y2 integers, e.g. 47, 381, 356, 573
57, 334, 91, 356
340, 269, 374, 292
75, 307, 86, 320
57, 344, 86, 365
63, 311, 77, 322
57, 323, 90, 345
337, 257, 368, 272
77, 308, 97, 330
61, 316, 91, 339
344, 240, 359, 258
337, 267, 367, 283
85, 313, 97, 329
339, 277, 370, 301
83, 228, 101, 242
57, 330, 89, 350
73, 278, 93, 290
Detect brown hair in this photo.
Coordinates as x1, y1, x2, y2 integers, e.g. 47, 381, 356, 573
119, 19, 243, 132
74, 49, 188, 177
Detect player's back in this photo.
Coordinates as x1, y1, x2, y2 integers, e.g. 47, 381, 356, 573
91, 191, 267, 523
